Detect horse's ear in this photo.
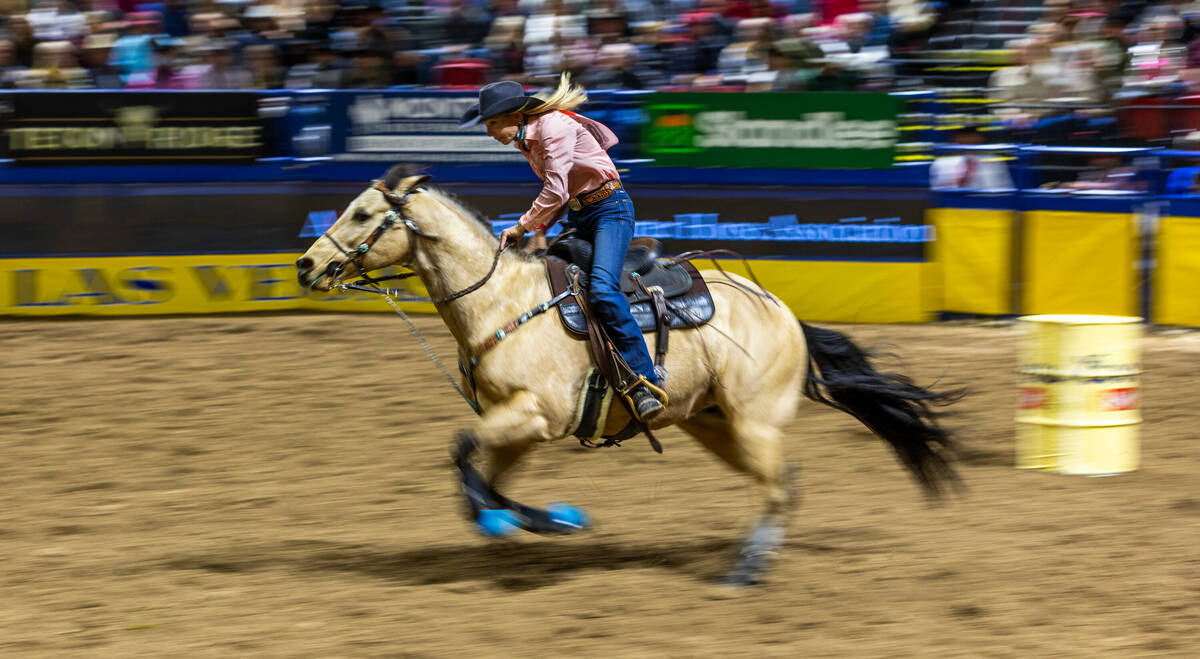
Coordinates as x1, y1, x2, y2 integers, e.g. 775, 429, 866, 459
403, 174, 432, 192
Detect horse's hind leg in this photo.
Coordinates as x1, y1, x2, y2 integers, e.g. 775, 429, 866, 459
679, 410, 795, 586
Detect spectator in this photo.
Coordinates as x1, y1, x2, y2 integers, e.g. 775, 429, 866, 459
125, 36, 197, 89
392, 48, 424, 87
767, 33, 824, 90
161, 0, 190, 38
484, 14, 527, 79
18, 39, 89, 88
1165, 163, 1200, 194
193, 38, 252, 89
717, 16, 773, 82
676, 12, 727, 77
1091, 16, 1133, 98
344, 47, 390, 88
7, 14, 37, 68
812, 12, 889, 88
581, 41, 647, 89
1055, 154, 1144, 190
242, 42, 284, 88
817, 0, 860, 25
108, 11, 162, 83
284, 41, 347, 89
438, 0, 493, 47
859, 0, 892, 48
888, 0, 937, 50
0, 38, 29, 88
80, 32, 123, 88
25, 0, 88, 44
990, 38, 1065, 133
930, 126, 1014, 191
587, 8, 630, 47
1122, 13, 1188, 96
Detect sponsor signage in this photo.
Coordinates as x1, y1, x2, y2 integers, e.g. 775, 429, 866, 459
0, 254, 434, 315
0, 252, 929, 322
327, 90, 649, 164
641, 92, 900, 169
331, 92, 526, 164
0, 184, 930, 261
1019, 387, 1047, 410
2, 92, 270, 164
1100, 387, 1139, 411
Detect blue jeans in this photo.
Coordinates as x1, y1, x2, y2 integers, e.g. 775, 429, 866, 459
565, 187, 657, 387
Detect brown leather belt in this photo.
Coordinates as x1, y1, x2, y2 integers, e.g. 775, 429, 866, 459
568, 180, 622, 211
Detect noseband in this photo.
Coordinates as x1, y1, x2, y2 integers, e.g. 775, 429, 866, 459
320, 181, 438, 282
322, 180, 504, 304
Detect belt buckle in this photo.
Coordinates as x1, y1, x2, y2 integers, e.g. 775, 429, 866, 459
568, 198, 582, 211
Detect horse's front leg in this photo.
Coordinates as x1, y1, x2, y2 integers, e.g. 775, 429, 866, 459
452, 391, 589, 536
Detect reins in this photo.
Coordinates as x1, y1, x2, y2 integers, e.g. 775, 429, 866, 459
666, 249, 777, 305
327, 180, 505, 304
336, 279, 481, 415
323, 179, 514, 414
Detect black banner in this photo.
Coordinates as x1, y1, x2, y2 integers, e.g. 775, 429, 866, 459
0, 181, 927, 262
2, 92, 271, 165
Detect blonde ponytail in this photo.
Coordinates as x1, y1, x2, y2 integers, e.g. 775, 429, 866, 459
525, 72, 588, 115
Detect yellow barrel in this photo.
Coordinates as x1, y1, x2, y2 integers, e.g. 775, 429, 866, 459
1015, 314, 1141, 476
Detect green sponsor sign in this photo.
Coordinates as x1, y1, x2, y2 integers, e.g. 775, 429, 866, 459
640, 92, 900, 169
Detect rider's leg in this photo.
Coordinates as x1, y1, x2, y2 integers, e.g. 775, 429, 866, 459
584, 191, 664, 420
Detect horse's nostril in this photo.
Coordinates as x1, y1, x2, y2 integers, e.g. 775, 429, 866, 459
296, 256, 314, 271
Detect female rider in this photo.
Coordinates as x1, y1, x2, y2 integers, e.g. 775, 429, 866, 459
459, 75, 666, 422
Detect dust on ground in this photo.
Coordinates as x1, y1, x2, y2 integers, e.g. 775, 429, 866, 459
1, 315, 1197, 657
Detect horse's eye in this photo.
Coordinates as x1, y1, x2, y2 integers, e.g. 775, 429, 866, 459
354, 210, 369, 223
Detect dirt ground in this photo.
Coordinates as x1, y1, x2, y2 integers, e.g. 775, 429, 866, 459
1, 314, 1197, 657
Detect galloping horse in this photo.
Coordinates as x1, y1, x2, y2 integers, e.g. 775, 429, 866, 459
296, 166, 961, 585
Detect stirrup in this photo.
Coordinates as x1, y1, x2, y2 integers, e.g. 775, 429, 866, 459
623, 375, 669, 422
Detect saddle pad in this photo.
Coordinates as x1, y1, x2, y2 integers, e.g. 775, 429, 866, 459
547, 257, 716, 339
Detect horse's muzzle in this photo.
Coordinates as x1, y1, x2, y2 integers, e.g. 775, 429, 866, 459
295, 257, 343, 289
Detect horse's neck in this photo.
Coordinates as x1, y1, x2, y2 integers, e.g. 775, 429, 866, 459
411, 205, 545, 350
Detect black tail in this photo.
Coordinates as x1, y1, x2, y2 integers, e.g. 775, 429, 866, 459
800, 322, 964, 498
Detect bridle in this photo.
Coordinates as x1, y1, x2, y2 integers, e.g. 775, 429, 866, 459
320, 179, 504, 305
319, 181, 433, 281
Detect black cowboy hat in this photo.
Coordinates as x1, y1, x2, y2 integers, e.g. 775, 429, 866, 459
458, 81, 545, 128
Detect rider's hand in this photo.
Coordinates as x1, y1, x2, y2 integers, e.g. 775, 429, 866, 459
499, 224, 525, 250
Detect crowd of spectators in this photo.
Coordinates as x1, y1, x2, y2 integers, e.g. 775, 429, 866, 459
0, 0, 945, 91
985, 0, 1200, 146
2, 1, 1199, 145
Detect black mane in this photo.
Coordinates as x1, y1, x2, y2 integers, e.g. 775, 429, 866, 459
381, 164, 422, 190
377, 165, 538, 262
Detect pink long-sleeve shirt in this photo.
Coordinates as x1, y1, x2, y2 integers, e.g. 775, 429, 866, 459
515, 110, 621, 232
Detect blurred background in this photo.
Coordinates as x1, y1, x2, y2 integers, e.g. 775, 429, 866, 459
2, 0, 1200, 324
4, 4, 1200, 655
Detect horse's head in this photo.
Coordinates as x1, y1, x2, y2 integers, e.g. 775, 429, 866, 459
296, 166, 433, 290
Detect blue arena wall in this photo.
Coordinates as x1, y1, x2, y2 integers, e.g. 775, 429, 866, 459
2, 90, 1197, 324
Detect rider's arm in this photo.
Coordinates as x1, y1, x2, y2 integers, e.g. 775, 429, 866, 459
518, 119, 575, 233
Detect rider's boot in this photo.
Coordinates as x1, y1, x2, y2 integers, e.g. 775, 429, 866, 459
629, 380, 667, 422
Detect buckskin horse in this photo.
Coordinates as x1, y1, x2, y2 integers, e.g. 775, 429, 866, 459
296, 166, 961, 586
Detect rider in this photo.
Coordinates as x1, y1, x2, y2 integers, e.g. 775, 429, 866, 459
459, 75, 667, 422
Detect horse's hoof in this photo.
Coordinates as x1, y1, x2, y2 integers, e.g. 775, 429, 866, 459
475, 508, 520, 537
720, 571, 762, 588
547, 503, 590, 531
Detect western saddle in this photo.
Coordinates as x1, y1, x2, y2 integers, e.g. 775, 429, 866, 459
545, 236, 715, 451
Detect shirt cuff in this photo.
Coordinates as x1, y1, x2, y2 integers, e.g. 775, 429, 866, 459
519, 215, 549, 232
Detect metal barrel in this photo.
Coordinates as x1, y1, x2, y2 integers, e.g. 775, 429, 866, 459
1016, 315, 1142, 476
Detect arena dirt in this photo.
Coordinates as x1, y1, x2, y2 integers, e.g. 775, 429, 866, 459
1, 315, 1197, 657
